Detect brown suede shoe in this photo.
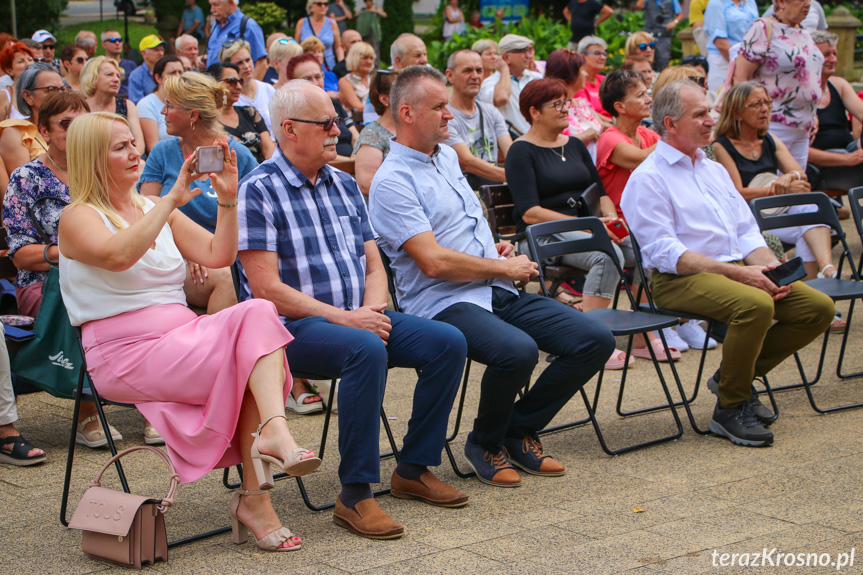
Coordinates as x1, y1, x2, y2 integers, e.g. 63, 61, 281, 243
333, 497, 405, 540
390, 470, 470, 508
503, 436, 566, 477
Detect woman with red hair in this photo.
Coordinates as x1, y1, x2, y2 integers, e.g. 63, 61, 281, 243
0, 42, 35, 119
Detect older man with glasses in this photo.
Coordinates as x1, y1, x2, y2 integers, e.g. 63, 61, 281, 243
236, 79, 470, 540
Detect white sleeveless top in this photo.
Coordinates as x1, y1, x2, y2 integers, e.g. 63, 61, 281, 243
59, 197, 187, 326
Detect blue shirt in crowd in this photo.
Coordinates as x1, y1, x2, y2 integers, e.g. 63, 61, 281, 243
181, 4, 205, 38
127, 65, 157, 103
236, 148, 374, 321
139, 138, 257, 232
118, 58, 137, 97
370, 140, 517, 321
206, 10, 267, 67
704, 0, 759, 55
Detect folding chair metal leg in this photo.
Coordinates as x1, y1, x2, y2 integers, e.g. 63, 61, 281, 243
442, 360, 477, 478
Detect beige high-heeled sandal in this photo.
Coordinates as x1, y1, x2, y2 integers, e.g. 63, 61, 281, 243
250, 413, 322, 490
229, 489, 302, 552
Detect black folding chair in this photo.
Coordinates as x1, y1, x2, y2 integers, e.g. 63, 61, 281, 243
846, 187, 863, 279
526, 218, 684, 455
751, 192, 863, 413
225, 263, 401, 510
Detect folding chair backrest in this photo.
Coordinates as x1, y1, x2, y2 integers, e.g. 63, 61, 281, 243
479, 184, 522, 243
750, 192, 843, 235
847, 187, 863, 244
377, 246, 402, 313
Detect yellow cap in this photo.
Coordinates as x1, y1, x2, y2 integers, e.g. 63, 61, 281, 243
139, 34, 166, 52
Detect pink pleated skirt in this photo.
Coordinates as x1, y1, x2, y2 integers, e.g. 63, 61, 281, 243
81, 300, 293, 483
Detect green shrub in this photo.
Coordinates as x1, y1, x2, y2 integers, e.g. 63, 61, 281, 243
2, 0, 68, 39
382, 0, 415, 67
242, 2, 287, 36
56, 19, 159, 57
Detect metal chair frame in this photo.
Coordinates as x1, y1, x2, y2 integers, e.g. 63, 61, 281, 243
751, 192, 863, 413
525, 218, 684, 455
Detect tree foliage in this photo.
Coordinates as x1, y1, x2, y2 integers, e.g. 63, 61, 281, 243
381, 0, 415, 67
3, 0, 69, 38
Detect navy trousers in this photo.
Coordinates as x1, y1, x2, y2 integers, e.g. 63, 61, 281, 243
283, 311, 466, 485
434, 288, 615, 452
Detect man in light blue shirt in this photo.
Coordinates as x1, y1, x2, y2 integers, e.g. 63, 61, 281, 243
703, 0, 758, 92
206, 0, 267, 79
179, 0, 206, 40
371, 66, 614, 488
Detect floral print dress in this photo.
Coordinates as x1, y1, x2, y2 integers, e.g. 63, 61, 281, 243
2, 158, 70, 288
739, 18, 824, 132
563, 97, 603, 161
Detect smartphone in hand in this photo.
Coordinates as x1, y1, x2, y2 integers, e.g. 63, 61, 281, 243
606, 218, 629, 240
763, 257, 806, 287
194, 145, 224, 174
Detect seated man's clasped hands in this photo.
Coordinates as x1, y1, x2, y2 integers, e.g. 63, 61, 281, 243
371, 66, 615, 487
621, 80, 835, 448
237, 80, 470, 541
58, 114, 320, 552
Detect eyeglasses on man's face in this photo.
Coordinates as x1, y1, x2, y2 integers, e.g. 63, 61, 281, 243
105, 37, 123, 44
29, 85, 70, 94
285, 116, 341, 131
42, 44, 55, 51
688, 75, 706, 88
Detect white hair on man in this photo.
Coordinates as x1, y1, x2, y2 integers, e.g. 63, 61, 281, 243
390, 33, 421, 69
175, 34, 198, 52
651, 78, 702, 137
269, 79, 315, 138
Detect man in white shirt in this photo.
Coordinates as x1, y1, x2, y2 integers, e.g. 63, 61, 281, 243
621, 79, 834, 448
444, 49, 512, 188
362, 33, 428, 124
477, 34, 542, 137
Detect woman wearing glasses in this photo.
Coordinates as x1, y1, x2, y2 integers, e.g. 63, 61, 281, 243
506, 78, 638, 370
702, 0, 757, 93
220, 40, 276, 137
138, 55, 186, 154
544, 49, 605, 161
714, 83, 845, 297
287, 53, 358, 161
575, 35, 611, 119
59, 44, 88, 94
624, 32, 657, 67
0, 43, 35, 120
140, 72, 256, 314
0, 64, 65, 193
295, 0, 343, 72
209, 62, 276, 163
81, 56, 145, 157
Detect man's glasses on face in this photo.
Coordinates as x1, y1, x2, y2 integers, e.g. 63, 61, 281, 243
30, 85, 70, 94
637, 42, 657, 51
42, 44, 55, 51
33, 58, 48, 63
105, 37, 123, 44
688, 75, 706, 88
285, 116, 342, 131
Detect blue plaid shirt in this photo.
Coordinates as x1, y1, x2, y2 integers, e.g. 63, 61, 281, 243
237, 148, 374, 325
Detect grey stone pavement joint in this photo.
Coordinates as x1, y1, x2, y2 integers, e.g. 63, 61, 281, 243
4, 220, 863, 573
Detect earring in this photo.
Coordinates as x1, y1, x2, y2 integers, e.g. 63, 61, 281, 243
191, 120, 195, 131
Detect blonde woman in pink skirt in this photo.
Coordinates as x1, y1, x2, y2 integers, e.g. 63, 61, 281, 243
57, 112, 321, 553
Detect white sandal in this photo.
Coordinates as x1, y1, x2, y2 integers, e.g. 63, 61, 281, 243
285, 392, 324, 414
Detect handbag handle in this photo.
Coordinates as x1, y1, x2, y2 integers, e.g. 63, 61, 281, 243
89, 445, 180, 510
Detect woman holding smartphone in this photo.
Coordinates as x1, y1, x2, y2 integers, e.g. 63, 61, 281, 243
59, 113, 320, 552
140, 72, 256, 314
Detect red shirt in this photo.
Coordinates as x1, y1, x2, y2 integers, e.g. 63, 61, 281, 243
596, 125, 659, 216
574, 74, 610, 119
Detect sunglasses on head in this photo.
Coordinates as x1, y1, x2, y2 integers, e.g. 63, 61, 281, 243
637, 42, 657, 51
222, 77, 244, 86
286, 116, 341, 130
278, 38, 298, 45
688, 75, 706, 88
105, 37, 123, 44
42, 44, 55, 50
221, 38, 246, 50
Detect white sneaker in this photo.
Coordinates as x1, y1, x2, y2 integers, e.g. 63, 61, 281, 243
660, 327, 689, 353
676, 321, 718, 350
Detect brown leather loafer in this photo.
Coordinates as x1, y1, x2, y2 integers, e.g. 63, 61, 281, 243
333, 497, 404, 540
390, 470, 470, 508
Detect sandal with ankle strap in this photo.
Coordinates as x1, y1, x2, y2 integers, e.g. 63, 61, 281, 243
250, 413, 322, 489
230, 489, 302, 551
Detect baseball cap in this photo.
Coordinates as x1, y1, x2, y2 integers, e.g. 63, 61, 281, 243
497, 34, 533, 54
139, 34, 166, 52
32, 30, 56, 44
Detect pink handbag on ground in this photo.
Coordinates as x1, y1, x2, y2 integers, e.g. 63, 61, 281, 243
68, 445, 179, 569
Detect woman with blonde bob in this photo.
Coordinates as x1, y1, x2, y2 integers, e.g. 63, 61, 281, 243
59, 111, 321, 552
624, 31, 657, 66
140, 72, 258, 314
81, 56, 145, 156
713, 82, 844, 291
339, 41, 376, 111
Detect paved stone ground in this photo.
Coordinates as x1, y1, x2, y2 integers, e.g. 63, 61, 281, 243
4, 219, 863, 574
